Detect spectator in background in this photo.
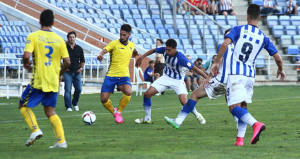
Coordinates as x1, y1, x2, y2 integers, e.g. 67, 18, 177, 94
182, 0, 202, 15
154, 39, 164, 80
194, 58, 208, 85
295, 56, 300, 70
203, 55, 217, 73
286, 0, 298, 15
144, 60, 160, 83
64, 31, 85, 112
261, 0, 280, 15
207, 0, 219, 15
219, 0, 237, 16
198, 0, 209, 14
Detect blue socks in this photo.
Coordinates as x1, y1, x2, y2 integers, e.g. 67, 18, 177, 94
181, 99, 197, 114
143, 96, 152, 121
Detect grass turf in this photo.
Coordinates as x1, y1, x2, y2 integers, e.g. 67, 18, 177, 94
0, 86, 300, 159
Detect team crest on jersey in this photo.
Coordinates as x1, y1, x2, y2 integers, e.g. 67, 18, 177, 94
187, 62, 191, 67
244, 30, 248, 34
130, 47, 132, 51
26, 40, 31, 44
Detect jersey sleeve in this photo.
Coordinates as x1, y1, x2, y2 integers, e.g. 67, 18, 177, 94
60, 40, 69, 58
104, 41, 114, 53
263, 36, 277, 56
24, 34, 34, 53
177, 54, 194, 70
225, 26, 242, 43
155, 47, 165, 54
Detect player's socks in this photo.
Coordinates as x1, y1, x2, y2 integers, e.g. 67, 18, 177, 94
237, 108, 248, 137
175, 99, 197, 125
231, 106, 257, 126
118, 94, 131, 113
143, 96, 152, 121
49, 114, 66, 143
20, 107, 39, 132
103, 99, 114, 114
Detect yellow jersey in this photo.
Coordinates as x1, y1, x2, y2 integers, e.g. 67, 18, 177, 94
104, 39, 135, 77
24, 30, 69, 92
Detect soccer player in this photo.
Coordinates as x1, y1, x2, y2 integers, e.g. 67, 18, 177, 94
19, 9, 70, 148
97, 24, 139, 124
134, 39, 207, 124
210, 4, 285, 145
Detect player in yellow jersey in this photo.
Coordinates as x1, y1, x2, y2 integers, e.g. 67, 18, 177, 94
97, 24, 139, 123
19, 9, 70, 148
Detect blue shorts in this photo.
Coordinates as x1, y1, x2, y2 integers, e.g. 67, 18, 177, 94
20, 84, 58, 107
101, 76, 131, 93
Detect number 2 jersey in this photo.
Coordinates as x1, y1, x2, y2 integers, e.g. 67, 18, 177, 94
225, 24, 277, 77
24, 30, 69, 92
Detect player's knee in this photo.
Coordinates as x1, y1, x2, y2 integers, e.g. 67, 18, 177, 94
144, 91, 152, 98
124, 91, 131, 96
100, 96, 108, 104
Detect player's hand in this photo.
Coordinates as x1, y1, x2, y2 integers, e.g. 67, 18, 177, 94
23, 61, 32, 69
97, 54, 103, 61
135, 57, 143, 67
277, 70, 285, 81
203, 78, 210, 88
77, 68, 83, 74
210, 63, 219, 76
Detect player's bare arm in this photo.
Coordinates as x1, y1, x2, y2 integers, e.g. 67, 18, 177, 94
211, 38, 231, 76
97, 49, 108, 61
22, 51, 32, 69
135, 48, 156, 67
272, 53, 285, 81
60, 57, 71, 77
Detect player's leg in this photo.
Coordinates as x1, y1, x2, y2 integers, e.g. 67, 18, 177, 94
117, 83, 132, 113
19, 84, 43, 147
72, 73, 82, 111
234, 102, 248, 146
227, 76, 265, 145
100, 77, 116, 114
44, 106, 67, 148
63, 73, 73, 111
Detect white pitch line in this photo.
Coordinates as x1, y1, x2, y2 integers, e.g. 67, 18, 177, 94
0, 96, 299, 124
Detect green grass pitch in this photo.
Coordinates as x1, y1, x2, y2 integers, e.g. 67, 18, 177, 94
0, 86, 300, 159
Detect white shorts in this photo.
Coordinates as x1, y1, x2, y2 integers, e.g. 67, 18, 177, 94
151, 75, 187, 95
226, 75, 255, 106
204, 77, 226, 100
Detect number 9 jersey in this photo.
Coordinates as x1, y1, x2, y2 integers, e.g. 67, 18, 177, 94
24, 30, 69, 92
225, 24, 277, 77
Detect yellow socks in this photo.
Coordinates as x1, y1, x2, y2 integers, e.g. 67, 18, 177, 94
20, 107, 39, 132
103, 99, 114, 114
49, 114, 65, 143
118, 94, 131, 113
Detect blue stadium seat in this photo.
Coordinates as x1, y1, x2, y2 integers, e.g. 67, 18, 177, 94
115, 0, 124, 5
280, 35, 292, 48
291, 16, 300, 26
192, 39, 202, 45
186, 49, 195, 55
279, 16, 291, 26
256, 55, 266, 68
158, 28, 166, 34
178, 28, 188, 34
272, 25, 285, 38
285, 26, 297, 35
252, 0, 263, 6
193, 44, 202, 50
267, 16, 278, 29
169, 34, 179, 39
227, 16, 238, 26
293, 35, 300, 46
167, 28, 175, 34
288, 45, 299, 55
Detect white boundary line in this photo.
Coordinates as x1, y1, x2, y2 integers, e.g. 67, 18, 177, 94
1, 96, 299, 124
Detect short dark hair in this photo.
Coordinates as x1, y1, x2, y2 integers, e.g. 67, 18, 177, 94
196, 58, 203, 62
156, 39, 163, 44
165, 39, 177, 48
67, 31, 76, 38
40, 9, 54, 27
149, 60, 154, 64
247, 4, 260, 20
121, 24, 132, 33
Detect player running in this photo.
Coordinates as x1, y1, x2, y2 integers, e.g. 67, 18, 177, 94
97, 24, 139, 124
135, 39, 207, 124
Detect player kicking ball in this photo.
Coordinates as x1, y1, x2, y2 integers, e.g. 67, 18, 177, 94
135, 39, 207, 124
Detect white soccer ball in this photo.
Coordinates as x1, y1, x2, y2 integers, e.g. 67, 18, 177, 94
82, 111, 96, 125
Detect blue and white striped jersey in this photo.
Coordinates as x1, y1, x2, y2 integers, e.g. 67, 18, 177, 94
155, 47, 194, 80
215, 43, 234, 84
225, 24, 277, 77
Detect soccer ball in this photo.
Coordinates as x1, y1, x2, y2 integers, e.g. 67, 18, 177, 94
82, 111, 96, 125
